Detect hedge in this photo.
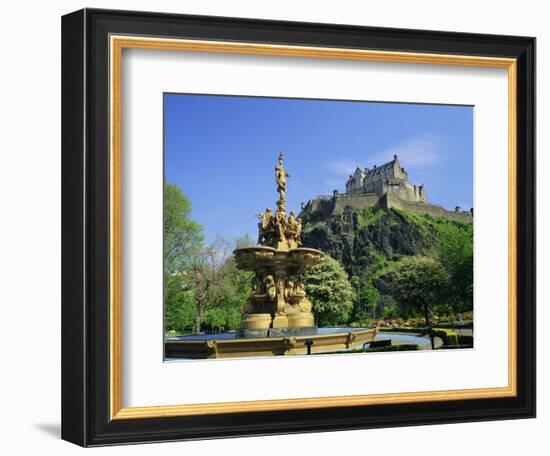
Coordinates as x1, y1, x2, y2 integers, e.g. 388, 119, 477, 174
377, 327, 427, 334
311, 344, 419, 355
365, 344, 419, 352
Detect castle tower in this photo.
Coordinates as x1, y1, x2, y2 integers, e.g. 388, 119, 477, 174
344, 155, 427, 204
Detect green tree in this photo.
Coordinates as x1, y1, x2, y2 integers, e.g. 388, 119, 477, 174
350, 276, 379, 321
304, 256, 354, 326
188, 236, 232, 333
203, 237, 254, 332
163, 182, 204, 334
434, 223, 473, 312
350, 276, 361, 317
164, 273, 195, 333
375, 256, 449, 325
360, 282, 380, 319
189, 235, 254, 333
164, 181, 203, 274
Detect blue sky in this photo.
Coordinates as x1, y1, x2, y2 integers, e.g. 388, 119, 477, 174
164, 94, 473, 244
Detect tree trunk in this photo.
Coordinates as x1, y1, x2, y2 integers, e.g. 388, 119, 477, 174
194, 312, 201, 334
424, 302, 430, 326
425, 302, 435, 349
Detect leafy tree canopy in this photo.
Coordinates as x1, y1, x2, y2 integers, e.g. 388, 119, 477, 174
164, 181, 204, 274
304, 256, 354, 326
433, 222, 473, 311
203, 236, 254, 332
164, 181, 204, 333
375, 255, 449, 324
164, 273, 196, 333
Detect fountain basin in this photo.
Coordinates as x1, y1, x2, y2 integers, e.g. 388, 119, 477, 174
234, 246, 324, 271
165, 327, 378, 359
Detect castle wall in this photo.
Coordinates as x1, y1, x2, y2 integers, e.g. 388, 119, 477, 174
332, 193, 379, 215
363, 179, 383, 195
302, 192, 472, 224
394, 180, 427, 203
364, 165, 394, 185
379, 192, 472, 223
304, 195, 334, 214
363, 178, 426, 204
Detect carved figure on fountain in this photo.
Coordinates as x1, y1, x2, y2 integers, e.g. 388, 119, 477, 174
234, 153, 324, 337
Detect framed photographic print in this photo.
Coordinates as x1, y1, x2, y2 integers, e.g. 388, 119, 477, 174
61, 8, 536, 447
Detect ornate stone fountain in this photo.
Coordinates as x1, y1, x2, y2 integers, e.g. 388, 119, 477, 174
165, 154, 378, 358
234, 153, 325, 337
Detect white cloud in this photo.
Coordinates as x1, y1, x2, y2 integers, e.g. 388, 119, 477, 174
323, 159, 358, 177
369, 133, 445, 169
323, 133, 445, 177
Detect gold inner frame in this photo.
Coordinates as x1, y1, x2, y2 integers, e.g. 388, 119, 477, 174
109, 35, 518, 420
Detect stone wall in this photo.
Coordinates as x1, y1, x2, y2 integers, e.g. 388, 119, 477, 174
378, 192, 473, 223
301, 191, 472, 224
363, 178, 427, 204
332, 193, 379, 215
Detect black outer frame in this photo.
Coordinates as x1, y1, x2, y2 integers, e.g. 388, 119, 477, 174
61, 8, 536, 447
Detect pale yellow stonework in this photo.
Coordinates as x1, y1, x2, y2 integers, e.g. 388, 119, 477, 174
234, 154, 324, 336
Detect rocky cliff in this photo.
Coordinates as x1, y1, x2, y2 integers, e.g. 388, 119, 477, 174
300, 205, 466, 278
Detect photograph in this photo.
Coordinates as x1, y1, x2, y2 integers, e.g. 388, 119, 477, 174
57, 6, 536, 447
163, 94, 475, 360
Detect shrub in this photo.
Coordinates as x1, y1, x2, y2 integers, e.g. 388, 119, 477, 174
378, 326, 428, 334
304, 256, 354, 326
310, 344, 419, 355
365, 344, 419, 352
431, 328, 459, 346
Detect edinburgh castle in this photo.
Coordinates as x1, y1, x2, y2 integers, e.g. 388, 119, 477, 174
300, 155, 473, 224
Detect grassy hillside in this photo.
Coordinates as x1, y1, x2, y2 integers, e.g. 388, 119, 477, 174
301, 206, 471, 278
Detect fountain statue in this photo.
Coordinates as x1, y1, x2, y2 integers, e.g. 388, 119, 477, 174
165, 153, 378, 358
234, 153, 325, 337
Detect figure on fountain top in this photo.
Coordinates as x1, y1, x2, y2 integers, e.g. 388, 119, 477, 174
256, 153, 303, 251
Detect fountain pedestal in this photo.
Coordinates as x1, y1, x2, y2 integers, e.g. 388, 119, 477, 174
234, 153, 324, 338
234, 246, 324, 338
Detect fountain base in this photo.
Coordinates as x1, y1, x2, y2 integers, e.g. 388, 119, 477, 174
165, 327, 378, 359
237, 308, 317, 338
234, 246, 324, 339
239, 326, 318, 339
